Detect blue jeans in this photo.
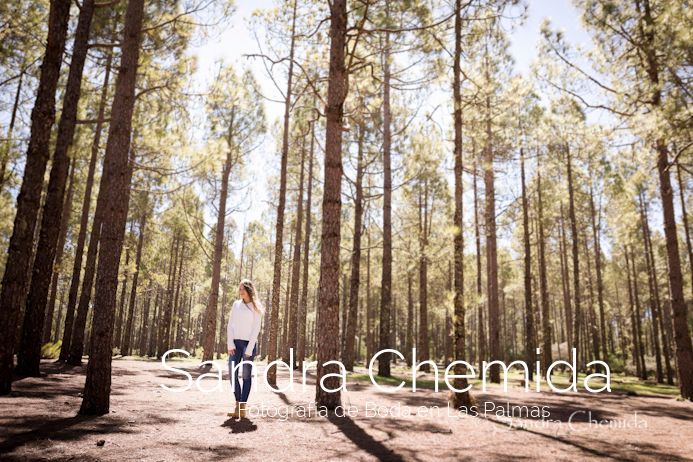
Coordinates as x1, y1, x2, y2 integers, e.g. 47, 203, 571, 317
228, 339, 257, 402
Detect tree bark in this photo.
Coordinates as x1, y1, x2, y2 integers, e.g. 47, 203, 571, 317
566, 145, 581, 368
79, 0, 144, 415
344, 123, 364, 371
451, 0, 472, 406
315, 0, 347, 410
59, 39, 113, 363
0, 0, 71, 394
121, 204, 147, 356
16, 0, 96, 377
520, 148, 534, 380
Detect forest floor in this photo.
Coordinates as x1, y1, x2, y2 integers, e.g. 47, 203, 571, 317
0, 357, 691, 461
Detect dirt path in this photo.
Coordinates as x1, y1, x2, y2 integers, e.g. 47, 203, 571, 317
0, 358, 691, 461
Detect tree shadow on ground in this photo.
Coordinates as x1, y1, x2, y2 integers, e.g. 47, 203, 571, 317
326, 412, 406, 462
0, 414, 127, 456
221, 417, 258, 434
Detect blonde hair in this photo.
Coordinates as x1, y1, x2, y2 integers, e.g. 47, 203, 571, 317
240, 278, 265, 314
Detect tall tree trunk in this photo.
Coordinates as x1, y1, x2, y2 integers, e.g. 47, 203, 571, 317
378, 16, 393, 378
640, 0, 693, 399
268, 0, 298, 385
418, 180, 430, 372
451, 0, 472, 406
473, 153, 485, 371
287, 134, 306, 368
60, 39, 113, 362
114, 238, 131, 349
315, 0, 347, 410
43, 160, 76, 344
566, 145, 582, 368
0, 63, 25, 191
483, 65, 500, 384
589, 186, 607, 359
0, 0, 71, 394
122, 205, 147, 356
298, 120, 315, 368
16, 0, 96, 377
537, 169, 552, 370
627, 247, 647, 379
676, 165, 693, 300
520, 148, 534, 381
139, 281, 153, 355
344, 123, 364, 371
559, 202, 573, 353
79, 0, 144, 415
201, 142, 235, 360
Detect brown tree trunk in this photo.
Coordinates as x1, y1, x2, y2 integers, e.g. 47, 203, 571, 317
78, 0, 144, 415
520, 148, 534, 381
676, 165, 693, 300
451, 0, 472, 406
315, 0, 347, 410
114, 236, 131, 349
344, 124, 365, 371
0, 0, 71, 394
589, 186, 607, 359
378, 17, 393, 378
483, 73, 500, 384
537, 169, 552, 370
287, 134, 307, 367
201, 140, 235, 360
473, 153, 485, 371
0, 63, 25, 191
16, 0, 96, 377
297, 120, 315, 368
59, 38, 113, 363
43, 160, 76, 344
121, 205, 147, 356
566, 145, 582, 368
267, 0, 298, 385
627, 247, 647, 379
418, 179, 430, 372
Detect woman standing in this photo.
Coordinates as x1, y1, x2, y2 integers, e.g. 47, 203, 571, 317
227, 278, 264, 418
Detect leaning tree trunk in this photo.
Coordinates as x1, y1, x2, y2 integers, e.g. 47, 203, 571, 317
16, 0, 96, 377
315, 0, 347, 410
0, 0, 70, 394
79, 0, 144, 415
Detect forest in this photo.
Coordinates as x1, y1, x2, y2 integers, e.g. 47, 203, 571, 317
0, 0, 691, 460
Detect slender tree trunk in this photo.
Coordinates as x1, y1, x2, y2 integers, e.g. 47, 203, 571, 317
315, 0, 347, 410
520, 148, 534, 381
537, 169, 552, 370
114, 240, 131, 349
559, 202, 573, 353
628, 247, 647, 379
0, 63, 25, 191
344, 124, 364, 371
201, 141, 235, 360
676, 165, 693, 300
483, 71, 500, 384
287, 134, 306, 368
268, 0, 298, 385
122, 206, 147, 356
451, 0, 472, 406
139, 281, 153, 355
0, 0, 71, 394
566, 145, 581, 368
43, 160, 76, 344
60, 39, 113, 362
298, 120, 315, 368
473, 153, 485, 371
589, 186, 607, 359
378, 19, 393, 378
418, 180, 430, 372
79, 0, 144, 415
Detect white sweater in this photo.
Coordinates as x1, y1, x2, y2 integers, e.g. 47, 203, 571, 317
227, 299, 262, 355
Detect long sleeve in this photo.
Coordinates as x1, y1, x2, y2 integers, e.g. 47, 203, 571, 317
227, 301, 236, 350
244, 308, 262, 356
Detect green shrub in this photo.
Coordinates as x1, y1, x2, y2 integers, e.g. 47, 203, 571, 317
41, 341, 62, 359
